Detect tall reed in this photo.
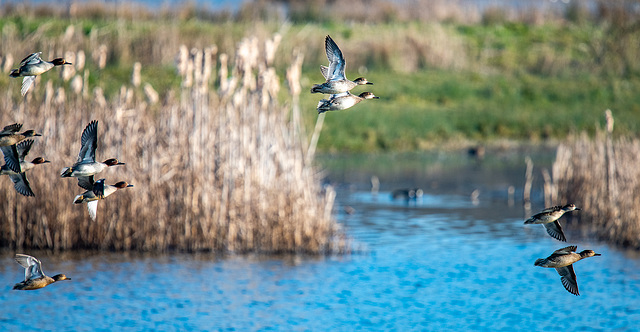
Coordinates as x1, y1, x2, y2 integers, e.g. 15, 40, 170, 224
551, 110, 640, 249
0, 33, 346, 254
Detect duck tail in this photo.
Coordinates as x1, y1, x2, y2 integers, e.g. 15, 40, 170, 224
73, 194, 84, 204
310, 85, 321, 93
523, 217, 535, 224
534, 258, 545, 266
60, 167, 72, 177
9, 69, 19, 77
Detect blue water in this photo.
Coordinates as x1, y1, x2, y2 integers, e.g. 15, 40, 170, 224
1, 153, 639, 330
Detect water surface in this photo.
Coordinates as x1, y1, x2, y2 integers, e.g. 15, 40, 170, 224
1, 150, 638, 330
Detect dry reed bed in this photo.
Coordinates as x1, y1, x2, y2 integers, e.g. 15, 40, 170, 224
552, 111, 640, 249
0, 34, 346, 254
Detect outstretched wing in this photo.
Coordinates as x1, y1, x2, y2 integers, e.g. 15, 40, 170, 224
324, 35, 346, 81
320, 65, 329, 80
77, 175, 95, 191
21, 76, 37, 96
87, 200, 98, 221
10, 173, 35, 197
15, 254, 44, 281
555, 265, 579, 296
77, 120, 98, 163
19, 52, 43, 67
0, 123, 22, 136
15, 139, 34, 161
1, 145, 22, 173
92, 178, 106, 199
543, 221, 567, 242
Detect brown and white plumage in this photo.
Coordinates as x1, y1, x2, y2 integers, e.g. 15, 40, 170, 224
9, 52, 72, 96
311, 35, 373, 95
534, 245, 601, 296
74, 178, 134, 221
524, 204, 580, 242
13, 254, 71, 290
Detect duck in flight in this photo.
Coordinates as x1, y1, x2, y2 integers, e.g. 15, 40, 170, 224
311, 35, 373, 95
10, 52, 72, 96
534, 245, 601, 296
0, 139, 49, 196
524, 204, 580, 242
74, 178, 134, 221
60, 120, 125, 188
13, 254, 71, 290
0, 123, 41, 147
317, 91, 379, 113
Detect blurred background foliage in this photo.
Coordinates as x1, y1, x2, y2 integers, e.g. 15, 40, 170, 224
1, 0, 640, 152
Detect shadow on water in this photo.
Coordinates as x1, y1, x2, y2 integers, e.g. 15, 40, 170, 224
1, 146, 640, 330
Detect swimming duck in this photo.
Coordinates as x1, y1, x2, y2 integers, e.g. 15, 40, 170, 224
317, 91, 379, 113
60, 120, 125, 187
10, 52, 72, 96
391, 188, 424, 200
0, 139, 49, 196
311, 35, 373, 94
13, 254, 71, 290
0, 123, 41, 147
524, 204, 580, 242
74, 178, 133, 221
535, 245, 601, 296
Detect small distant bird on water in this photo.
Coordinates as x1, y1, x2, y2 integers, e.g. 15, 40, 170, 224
0, 139, 50, 196
10, 52, 72, 96
311, 35, 373, 95
317, 91, 379, 113
524, 204, 580, 242
13, 254, 71, 290
391, 188, 423, 201
74, 178, 134, 221
61, 120, 125, 189
534, 245, 601, 296
0, 123, 41, 147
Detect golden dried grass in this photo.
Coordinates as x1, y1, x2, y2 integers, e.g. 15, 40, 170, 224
0, 33, 347, 254
552, 110, 640, 249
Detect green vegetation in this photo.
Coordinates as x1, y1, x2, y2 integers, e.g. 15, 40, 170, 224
2, 2, 640, 153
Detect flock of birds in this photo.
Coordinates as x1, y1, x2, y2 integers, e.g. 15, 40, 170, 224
312, 35, 379, 113
6, 37, 600, 295
5, 52, 132, 290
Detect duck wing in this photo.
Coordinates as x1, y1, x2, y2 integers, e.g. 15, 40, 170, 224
324, 35, 346, 82
77, 120, 98, 164
21, 76, 37, 96
320, 65, 329, 80
92, 178, 106, 199
15, 139, 34, 161
543, 221, 567, 242
9, 172, 35, 197
555, 265, 579, 296
19, 52, 43, 67
15, 254, 44, 280
552, 245, 577, 255
1, 145, 22, 173
77, 175, 95, 191
87, 200, 98, 221
0, 123, 22, 136
538, 205, 563, 214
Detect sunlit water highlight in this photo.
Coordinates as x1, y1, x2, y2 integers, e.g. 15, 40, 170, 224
1, 151, 639, 330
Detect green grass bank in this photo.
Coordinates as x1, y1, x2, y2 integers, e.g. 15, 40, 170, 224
1, 3, 640, 153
